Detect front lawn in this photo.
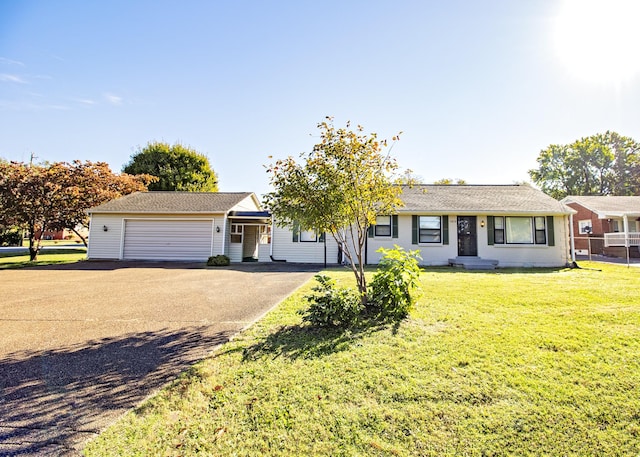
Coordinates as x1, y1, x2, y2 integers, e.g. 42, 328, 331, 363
0, 248, 86, 269
84, 262, 640, 456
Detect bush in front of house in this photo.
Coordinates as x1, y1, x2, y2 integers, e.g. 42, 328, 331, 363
367, 246, 422, 320
299, 274, 363, 327
207, 255, 230, 266
300, 247, 422, 328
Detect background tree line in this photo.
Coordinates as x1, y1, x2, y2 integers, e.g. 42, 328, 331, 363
529, 131, 640, 199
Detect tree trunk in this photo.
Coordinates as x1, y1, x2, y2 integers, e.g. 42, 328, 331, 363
72, 227, 88, 247
27, 222, 41, 261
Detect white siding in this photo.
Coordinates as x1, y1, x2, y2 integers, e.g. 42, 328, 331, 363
228, 244, 243, 262
87, 213, 226, 261
87, 214, 125, 259
366, 215, 456, 265
123, 219, 213, 261
367, 214, 570, 267
479, 215, 570, 267
271, 224, 341, 264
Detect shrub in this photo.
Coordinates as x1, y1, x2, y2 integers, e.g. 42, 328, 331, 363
0, 229, 23, 247
299, 274, 363, 327
207, 255, 230, 266
367, 245, 422, 320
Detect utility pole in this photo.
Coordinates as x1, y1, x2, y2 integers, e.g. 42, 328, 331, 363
29, 152, 38, 166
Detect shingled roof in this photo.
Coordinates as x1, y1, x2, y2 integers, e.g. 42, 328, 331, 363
561, 195, 640, 216
398, 185, 574, 214
88, 192, 256, 214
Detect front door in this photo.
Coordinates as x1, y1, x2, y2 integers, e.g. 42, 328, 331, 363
457, 216, 478, 256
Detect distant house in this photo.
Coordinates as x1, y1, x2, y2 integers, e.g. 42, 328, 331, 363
561, 195, 640, 258
272, 185, 576, 268
87, 192, 271, 262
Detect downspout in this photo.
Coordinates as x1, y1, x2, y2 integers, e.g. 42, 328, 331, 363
221, 212, 228, 256
269, 214, 286, 262
569, 213, 576, 263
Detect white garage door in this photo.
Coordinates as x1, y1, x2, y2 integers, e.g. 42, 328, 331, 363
123, 219, 213, 260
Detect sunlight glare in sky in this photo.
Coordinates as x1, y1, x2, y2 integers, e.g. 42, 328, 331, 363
553, 0, 640, 85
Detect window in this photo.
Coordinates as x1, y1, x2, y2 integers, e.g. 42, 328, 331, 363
534, 217, 547, 244
259, 225, 271, 244
230, 224, 242, 243
493, 216, 546, 245
374, 216, 391, 237
299, 229, 317, 242
419, 216, 441, 243
578, 219, 592, 234
292, 222, 324, 243
494, 216, 505, 244
611, 220, 621, 232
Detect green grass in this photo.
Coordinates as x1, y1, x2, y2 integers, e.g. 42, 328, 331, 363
84, 262, 640, 456
0, 249, 86, 268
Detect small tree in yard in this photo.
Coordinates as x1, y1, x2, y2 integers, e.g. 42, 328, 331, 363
265, 118, 404, 304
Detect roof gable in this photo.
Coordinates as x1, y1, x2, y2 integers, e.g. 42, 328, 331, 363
399, 185, 574, 214
88, 192, 260, 214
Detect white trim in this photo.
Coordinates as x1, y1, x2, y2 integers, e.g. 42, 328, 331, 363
221, 214, 228, 256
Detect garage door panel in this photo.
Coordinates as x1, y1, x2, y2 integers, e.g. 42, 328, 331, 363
123, 220, 213, 261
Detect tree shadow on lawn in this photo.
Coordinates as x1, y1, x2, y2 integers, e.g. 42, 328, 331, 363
0, 327, 232, 455
242, 319, 399, 361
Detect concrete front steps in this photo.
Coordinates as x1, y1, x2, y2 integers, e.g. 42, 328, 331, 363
448, 256, 499, 270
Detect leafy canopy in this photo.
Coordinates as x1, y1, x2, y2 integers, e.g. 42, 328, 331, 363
529, 131, 640, 198
0, 161, 152, 260
265, 118, 404, 299
123, 141, 219, 192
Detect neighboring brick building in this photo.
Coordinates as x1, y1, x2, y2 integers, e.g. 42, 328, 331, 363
561, 196, 640, 258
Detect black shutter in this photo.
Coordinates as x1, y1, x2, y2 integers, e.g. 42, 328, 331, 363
487, 216, 495, 246
547, 216, 555, 246
442, 215, 449, 245
412, 215, 418, 244
319, 232, 325, 242
392, 215, 398, 238
368, 225, 374, 238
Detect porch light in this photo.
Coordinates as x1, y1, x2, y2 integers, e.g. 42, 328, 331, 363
480, 220, 485, 228
216, 226, 220, 233
103, 225, 108, 232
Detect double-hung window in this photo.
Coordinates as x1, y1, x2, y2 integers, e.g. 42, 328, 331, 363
299, 229, 318, 242
374, 216, 392, 237
230, 224, 243, 243
292, 222, 325, 243
419, 216, 442, 243
493, 216, 547, 244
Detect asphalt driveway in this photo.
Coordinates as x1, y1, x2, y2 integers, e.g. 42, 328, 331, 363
0, 261, 319, 456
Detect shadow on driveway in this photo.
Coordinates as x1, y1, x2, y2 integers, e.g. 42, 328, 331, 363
1, 327, 231, 456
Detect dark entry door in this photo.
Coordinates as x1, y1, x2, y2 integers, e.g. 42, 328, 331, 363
457, 216, 478, 256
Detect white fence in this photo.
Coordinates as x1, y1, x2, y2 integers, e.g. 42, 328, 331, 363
604, 232, 640, 247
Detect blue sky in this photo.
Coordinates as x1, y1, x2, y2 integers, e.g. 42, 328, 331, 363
1, 0, 639, 196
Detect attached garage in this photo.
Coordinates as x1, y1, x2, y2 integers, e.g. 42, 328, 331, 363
122, 219, 214, 261
87, 191, 269, 262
